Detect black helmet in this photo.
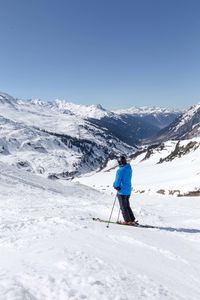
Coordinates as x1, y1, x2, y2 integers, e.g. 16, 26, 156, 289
117, 155, 127, 165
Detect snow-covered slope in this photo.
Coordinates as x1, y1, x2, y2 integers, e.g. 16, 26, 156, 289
1, 161, 200, 299
76, 138, 200, 196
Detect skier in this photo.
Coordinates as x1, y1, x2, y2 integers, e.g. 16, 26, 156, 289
113, 156, 137, 225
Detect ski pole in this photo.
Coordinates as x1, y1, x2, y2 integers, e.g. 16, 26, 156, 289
117, 207, 121, 223
107, 194, 117, 228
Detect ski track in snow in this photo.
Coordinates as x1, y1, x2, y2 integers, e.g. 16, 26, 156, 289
0, 163, 200, 299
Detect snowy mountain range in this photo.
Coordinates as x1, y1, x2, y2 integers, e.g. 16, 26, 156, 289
103, 106, 181, 145
0, 92, 135, 178
0, 92, 199, 179
0, 92, 181, 178
113, 105, 181, 115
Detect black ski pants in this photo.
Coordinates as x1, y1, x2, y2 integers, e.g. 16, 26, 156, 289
117, 194, 135, 222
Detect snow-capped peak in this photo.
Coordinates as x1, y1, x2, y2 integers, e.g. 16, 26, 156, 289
54, 99, 114, 119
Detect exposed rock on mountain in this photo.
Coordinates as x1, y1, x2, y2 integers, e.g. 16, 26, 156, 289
158, 140, 200, 163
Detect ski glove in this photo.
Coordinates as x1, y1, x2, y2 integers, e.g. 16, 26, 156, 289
115, 186, 121, 191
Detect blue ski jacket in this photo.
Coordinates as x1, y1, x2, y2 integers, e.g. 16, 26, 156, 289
113, 163, 132, 195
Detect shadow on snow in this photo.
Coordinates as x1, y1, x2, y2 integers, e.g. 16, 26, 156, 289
139, 224, 200, 233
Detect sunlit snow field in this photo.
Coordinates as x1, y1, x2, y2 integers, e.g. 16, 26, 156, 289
0, 161, 200, 300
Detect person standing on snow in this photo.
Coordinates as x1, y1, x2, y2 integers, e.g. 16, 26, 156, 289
113, 156, 136, 225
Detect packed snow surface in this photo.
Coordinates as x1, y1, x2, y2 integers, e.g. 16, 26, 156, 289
1, 162, 200, 300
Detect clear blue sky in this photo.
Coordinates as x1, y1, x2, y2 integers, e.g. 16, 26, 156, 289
0, 0, 200, 109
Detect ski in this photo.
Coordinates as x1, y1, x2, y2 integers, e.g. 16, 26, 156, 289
92, 217, 156, 229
